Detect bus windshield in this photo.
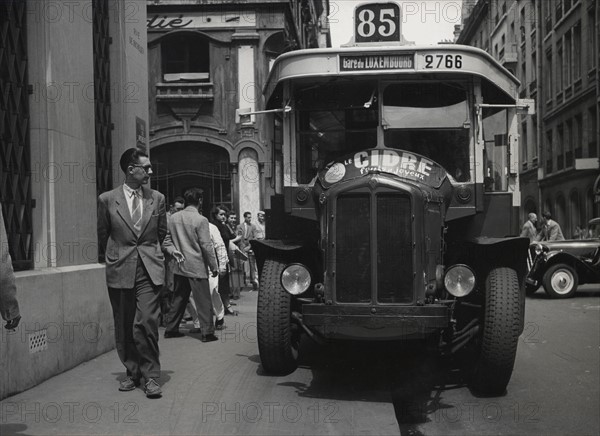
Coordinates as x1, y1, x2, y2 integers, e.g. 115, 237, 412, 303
296, 80, 378, 183
383, 81, 471, 182
295, 79, 473, 184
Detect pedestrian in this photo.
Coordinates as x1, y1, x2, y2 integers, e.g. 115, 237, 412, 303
210, 205, 237, 315
255, 210, 266, 240
226, 211, 243, 299
236, 211, 259, 290
540, 211, 565, 241
520, 212, 539, 242
162, 188, 219, 343
0, 207, 21, 330
159, 197, 185, 327
97, 148, 173, 398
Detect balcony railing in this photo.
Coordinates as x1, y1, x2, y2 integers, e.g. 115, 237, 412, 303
156, 82, 215, 101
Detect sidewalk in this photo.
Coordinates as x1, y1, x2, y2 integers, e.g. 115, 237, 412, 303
0, 290, 261, 436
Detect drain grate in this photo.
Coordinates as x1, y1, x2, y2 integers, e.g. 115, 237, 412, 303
28, 329, 48, 354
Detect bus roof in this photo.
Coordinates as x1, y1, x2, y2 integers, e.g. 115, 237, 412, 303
264, 45, 520, 104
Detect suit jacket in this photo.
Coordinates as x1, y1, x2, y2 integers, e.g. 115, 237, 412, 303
162, 206, 218, 279
520, 220, 538, 242
544, 219, 565, 241
236, 222, 257, 252
97, 185, 168, 289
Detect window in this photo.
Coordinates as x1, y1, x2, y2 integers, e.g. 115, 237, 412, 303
543, 0, 552, 33
564, 31, 572, 88
161, 34, 210, 80
531, 52, 537, 83
565, 119, 572, 167
589, 106, 598, 158
545, 129, 553, 173
588, 9, 596, 71
295, 80, 378, 183
556, 43, 563, 94
521, 121, 528, 165
557, 123, 564, 170
545, 50, 553, 102
573, 22, 581, 81
575, 114, 583, 158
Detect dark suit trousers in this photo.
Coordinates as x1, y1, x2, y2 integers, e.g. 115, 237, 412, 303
166, 274, 214, 335
108, 258, 161, 381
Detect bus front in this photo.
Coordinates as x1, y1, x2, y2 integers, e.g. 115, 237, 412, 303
253, 24, 531, 398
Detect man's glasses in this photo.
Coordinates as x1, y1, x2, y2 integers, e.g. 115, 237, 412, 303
131, 164, 152, 173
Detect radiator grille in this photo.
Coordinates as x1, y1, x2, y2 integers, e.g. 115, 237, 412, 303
334, 192, 413, 303
376, 194, 413, 303
335, 194, 371, 302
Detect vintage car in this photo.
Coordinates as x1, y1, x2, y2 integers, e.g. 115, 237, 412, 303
526, 218, 600, 298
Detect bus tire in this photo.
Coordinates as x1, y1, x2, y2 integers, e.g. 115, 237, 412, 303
471, 267, 522, 396
257, 258, 299, 375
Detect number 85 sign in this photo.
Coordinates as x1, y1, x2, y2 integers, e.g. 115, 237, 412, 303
355, 3, 401, 43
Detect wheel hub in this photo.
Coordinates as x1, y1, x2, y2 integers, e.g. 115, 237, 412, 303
551, 271, 574, 294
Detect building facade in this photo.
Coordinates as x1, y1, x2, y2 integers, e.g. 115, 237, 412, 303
0, 0, 150, 399
146, 0, 330, 219
458, 0, 599, 237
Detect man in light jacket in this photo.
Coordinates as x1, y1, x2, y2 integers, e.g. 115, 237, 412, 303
162, 188, 219, 342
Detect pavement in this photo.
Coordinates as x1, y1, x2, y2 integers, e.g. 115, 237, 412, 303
0, 289, 261, 436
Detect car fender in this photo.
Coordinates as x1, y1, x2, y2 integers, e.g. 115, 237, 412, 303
544, 250, 598, 277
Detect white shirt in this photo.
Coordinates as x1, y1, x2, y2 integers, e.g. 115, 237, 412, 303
209, 223, 229, 273
123, 184, 143, 218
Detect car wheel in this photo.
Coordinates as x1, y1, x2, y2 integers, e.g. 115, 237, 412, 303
257, 258, 300, 375
471, 267, 522, 396
542, 264, 578, 299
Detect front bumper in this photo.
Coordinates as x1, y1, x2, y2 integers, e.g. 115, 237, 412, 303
301, 304, 450, 340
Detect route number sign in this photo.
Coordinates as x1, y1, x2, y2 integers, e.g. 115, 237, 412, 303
354, 3, 401, 43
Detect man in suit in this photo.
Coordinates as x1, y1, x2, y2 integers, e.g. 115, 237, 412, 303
540, 211, 565, 241
162, 188, 219, 342
236, 211, 259, 290
97, 148, 181, 398
520, 212, 539, 242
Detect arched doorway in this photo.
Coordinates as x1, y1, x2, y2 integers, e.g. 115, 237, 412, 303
150, 141, 232, 216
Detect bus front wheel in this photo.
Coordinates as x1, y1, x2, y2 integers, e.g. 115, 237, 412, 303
257, 258, 300, 375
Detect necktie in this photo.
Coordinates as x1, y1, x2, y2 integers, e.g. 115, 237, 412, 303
131, 191, 142, 233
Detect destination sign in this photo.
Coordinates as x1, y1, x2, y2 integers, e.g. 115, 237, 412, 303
340, 54, 414, 71
318, 148, 448, 189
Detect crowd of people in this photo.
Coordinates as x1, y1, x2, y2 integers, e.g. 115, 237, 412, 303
97, 148, 267, 398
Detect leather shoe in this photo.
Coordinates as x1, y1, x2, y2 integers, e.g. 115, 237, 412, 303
188, 327, 202, 334
215, 318, 225, 330
224, 307, 237, 316
201, 334, 218, 343
164, 331, 185, 338
4, 315, 21, 330
144, 378, 162, 398
119, 376, 139, 392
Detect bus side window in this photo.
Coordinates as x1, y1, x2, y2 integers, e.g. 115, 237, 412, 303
482, 108, 509, 192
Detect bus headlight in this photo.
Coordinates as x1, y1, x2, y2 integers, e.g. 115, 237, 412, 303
444, 265, 476, 297
281, 264, 311, 295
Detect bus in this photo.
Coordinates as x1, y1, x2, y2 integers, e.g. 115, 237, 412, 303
246, 2, 534, 396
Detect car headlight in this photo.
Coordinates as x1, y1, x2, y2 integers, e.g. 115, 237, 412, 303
444, 264, 476, 297
281, 264, 311, 295
534, 244, 544, 255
